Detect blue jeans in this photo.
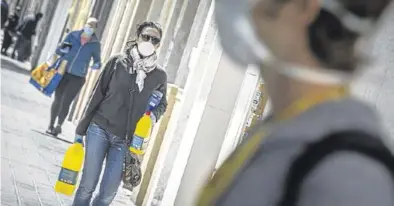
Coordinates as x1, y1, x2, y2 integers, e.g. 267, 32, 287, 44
73, 123, 127, 206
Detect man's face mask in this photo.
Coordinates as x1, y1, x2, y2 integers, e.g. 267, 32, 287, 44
214, 0, 390, 85
83, 26, 95, 36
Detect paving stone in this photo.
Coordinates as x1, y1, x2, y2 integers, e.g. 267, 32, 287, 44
13, 163, 35, 187
30, 168, 53, 187
1, 192, 19, 206
37, 185, 60, 204
1, 142, 9, 159
20, 199, 41, 206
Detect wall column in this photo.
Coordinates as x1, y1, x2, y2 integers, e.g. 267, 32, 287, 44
156, 0, 186, 66
126, 0, 154, 39
37, 0, 73, 64
148, 1, 216, 204
167, 45, 247, 206
156, 0, 251, 204
146, 0, 167, 22
214, 65, 260, 169
173, 0, 212, 87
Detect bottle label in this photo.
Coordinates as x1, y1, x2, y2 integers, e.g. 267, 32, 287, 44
58, 168, 79, 185
146, 91, 163, 111
131, 135, 144, 150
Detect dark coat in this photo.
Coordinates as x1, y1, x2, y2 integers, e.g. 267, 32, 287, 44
76, 54, 168, 140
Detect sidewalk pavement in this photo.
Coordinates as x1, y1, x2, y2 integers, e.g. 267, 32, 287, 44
1, 54, 32, 75
1, 58, 135, 205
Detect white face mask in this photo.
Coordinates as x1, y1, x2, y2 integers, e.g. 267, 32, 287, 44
214, 0, 391, 85
137, 41, 155, 57
83, 27, 95, 36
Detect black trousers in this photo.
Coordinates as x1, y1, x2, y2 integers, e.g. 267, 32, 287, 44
49, 73, 85, 127
11, 35, 31, 61
1, 29, 13, 53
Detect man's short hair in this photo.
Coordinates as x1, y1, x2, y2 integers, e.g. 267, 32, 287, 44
86, 17, 98, 28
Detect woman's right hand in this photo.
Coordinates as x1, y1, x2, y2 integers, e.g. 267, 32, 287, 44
59, 47, 70, 55
74, 134, 84, 146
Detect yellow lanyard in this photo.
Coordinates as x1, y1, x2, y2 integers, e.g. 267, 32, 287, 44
197, 87, 348, 206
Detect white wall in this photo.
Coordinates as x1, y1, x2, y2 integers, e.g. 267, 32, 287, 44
158, 2, 217, 205
214, 65, 260, 170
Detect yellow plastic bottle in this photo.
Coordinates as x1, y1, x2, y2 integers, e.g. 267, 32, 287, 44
54, 139, 84, 196
130, 112, 152, 155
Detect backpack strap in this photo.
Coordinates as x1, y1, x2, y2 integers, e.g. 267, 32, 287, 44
277, 131, 394, 206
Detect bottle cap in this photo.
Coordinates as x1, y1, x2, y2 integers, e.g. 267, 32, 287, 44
75, 138, 83, 144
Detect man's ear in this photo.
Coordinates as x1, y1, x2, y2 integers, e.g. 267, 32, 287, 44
304, 0, 321, 25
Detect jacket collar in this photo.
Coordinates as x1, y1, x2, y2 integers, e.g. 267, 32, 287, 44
72, 30, 100, 44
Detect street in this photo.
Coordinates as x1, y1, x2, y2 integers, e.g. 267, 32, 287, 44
1, 60, 135, 206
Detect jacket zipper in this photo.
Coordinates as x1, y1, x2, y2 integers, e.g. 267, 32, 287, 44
68, 44, 84, 73
126, 87, 136, 143
67, 39, 98, 74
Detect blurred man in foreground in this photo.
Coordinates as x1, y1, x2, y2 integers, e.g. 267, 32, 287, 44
198, 0, 394, 205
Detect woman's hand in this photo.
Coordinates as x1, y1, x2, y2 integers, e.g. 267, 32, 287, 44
150, 112, 157, 123
59, 47, 70, 54
74, 134, 84, 146
91, 62, 100, 70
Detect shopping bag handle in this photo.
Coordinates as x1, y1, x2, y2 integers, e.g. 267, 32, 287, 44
45, 58, 61, 72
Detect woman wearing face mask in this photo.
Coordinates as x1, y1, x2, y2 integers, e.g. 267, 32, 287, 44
72, 21, 167, 206
198, 0, 394, 206
46, 17, 101, 136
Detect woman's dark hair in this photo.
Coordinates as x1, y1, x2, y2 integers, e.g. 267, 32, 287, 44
136, 21, 163, 39
307, 0, 391, 72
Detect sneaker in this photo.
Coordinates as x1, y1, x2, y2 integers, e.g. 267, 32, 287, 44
46, 126, 54, 135
53, 125, 62, 137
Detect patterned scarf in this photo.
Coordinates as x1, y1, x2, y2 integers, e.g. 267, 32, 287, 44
117, 43, 157, 92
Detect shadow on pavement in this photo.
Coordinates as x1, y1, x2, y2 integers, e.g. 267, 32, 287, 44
1, 55, 31, 76
31, 129, 73, 144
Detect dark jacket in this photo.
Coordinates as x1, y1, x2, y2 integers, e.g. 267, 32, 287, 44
199, 98, 394, 206
76, 54, 168, 140
56, 30, 101, 77
1, 1, 8, 28
17, 16, 39, 40
5, 14, 19, 32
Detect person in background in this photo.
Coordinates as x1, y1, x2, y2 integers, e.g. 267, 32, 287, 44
46, 17, 101, 137
72, 21, 167, 206
11, 12, 43, 61
1, 6, 21, 55
198, 0, 394, 206
1, 0, 9, 29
